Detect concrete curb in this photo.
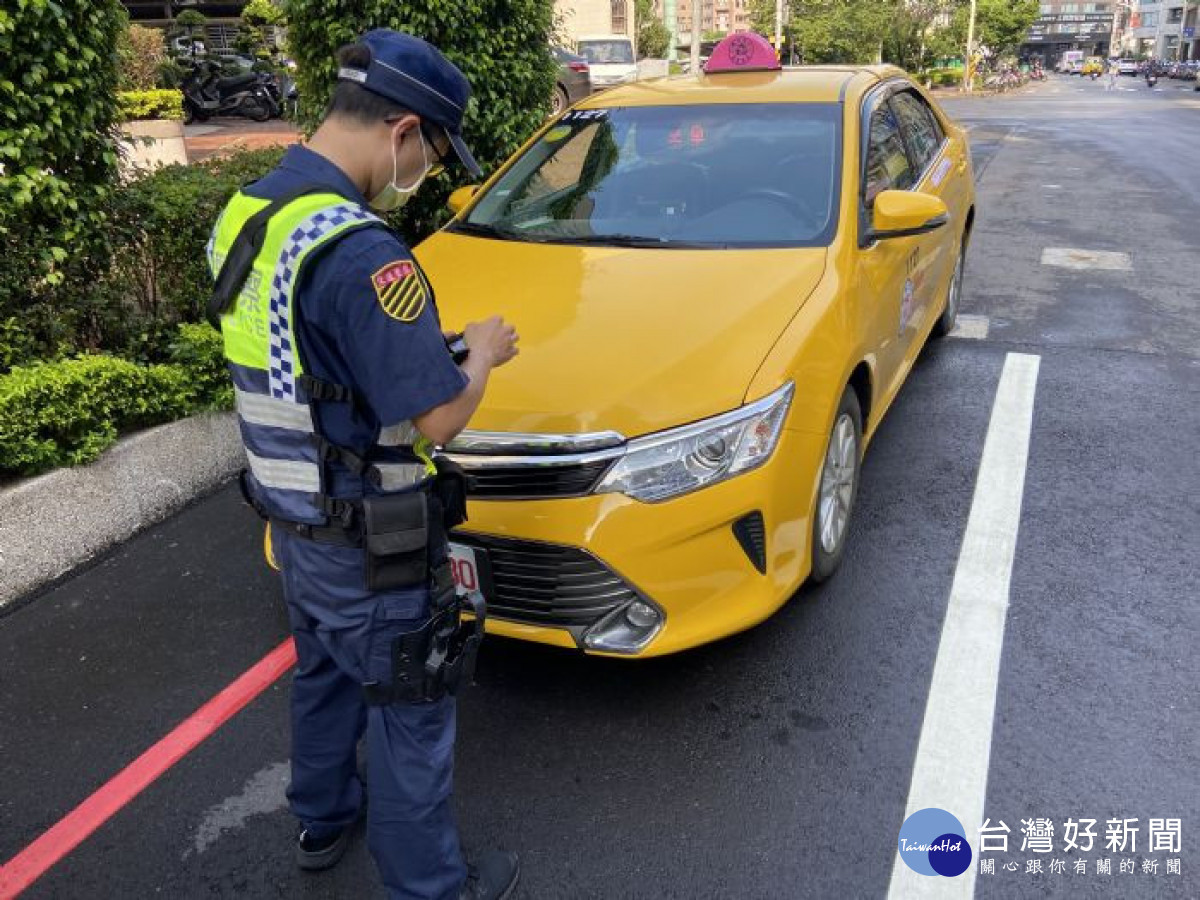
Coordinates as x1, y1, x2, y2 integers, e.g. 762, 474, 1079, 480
0, 412, 242, 609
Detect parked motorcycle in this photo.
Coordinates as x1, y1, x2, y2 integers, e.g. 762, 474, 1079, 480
182, 61, 277, 124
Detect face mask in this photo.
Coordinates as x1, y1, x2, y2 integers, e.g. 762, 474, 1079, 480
369, 129, 430, 212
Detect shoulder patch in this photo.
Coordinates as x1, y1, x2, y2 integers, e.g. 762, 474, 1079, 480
371, 260, 427, 322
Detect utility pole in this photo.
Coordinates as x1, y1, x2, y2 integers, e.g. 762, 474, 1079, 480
964, 0, 977, 92
691, 0, 701, 71
1179, 0, 1191, 59
775, 0, 784, 57
665, 0, 678, 61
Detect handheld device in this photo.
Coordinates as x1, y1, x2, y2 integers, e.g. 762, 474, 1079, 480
445, 333, 470, 365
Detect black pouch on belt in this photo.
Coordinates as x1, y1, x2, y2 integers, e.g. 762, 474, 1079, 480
361, 491, 429, 591
433, 456, 470, 530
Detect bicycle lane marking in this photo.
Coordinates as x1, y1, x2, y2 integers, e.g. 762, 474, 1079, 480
886, 352, 1041, 899
0, 638, 297, 899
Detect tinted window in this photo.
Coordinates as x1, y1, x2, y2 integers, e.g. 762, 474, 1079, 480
890, 92, 944, 172
577, 40, 634, 64
462, 103, 842, 248
864, 102, 914, 204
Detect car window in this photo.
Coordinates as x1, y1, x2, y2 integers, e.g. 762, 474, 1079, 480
890, 92, 944, 174
462, 103, 842, 248
864, 102, 914, 204
577, 40, 634, 64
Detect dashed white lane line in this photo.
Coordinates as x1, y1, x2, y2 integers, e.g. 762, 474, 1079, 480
949, 315, 989, 340
1041, 247, 1132, 271
887, 352, 1041, 899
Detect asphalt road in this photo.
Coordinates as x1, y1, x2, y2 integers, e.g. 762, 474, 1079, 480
2, 75, 1198, 899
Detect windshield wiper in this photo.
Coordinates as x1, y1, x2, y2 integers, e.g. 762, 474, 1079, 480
527, 233, 716, 249
446, 221, 524, 241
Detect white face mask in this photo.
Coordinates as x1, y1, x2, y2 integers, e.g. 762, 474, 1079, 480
369, 129, 429, 212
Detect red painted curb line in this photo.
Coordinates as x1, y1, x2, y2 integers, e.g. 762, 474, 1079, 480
0, 638, 297, 899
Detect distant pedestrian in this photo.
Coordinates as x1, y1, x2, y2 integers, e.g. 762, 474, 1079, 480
1107, 60, 1119, 91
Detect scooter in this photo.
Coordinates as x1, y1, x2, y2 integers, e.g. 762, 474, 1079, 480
182, 60, 277, 124
1146, 72, 1159, 88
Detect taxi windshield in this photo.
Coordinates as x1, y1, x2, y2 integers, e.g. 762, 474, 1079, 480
457, 103, 842, 248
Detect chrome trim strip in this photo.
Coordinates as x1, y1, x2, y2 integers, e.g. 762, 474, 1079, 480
442, 447, 624, 470
445, 429, 626, 455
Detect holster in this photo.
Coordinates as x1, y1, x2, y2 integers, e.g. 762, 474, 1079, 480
361, 490, 432, 591
363, 573, 486, 705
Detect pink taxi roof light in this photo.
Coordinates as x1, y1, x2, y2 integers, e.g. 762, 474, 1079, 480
703, 32, 781, 74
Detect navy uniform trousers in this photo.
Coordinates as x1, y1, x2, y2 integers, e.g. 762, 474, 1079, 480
273, 527, 468, 900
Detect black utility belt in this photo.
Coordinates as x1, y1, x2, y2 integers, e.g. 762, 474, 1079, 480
270, 457, 470, 593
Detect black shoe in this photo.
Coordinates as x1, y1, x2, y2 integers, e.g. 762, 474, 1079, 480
459, 851, 520, 900
296, 827, 350, 872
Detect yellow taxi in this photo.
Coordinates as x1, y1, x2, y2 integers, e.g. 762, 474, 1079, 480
418, 33, 976, 657
1082, 57, 1105, 77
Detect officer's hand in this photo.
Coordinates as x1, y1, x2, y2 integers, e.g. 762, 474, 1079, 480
463, 316, 519, 369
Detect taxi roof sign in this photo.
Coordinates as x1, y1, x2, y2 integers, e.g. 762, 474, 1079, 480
703, 32, 781, 74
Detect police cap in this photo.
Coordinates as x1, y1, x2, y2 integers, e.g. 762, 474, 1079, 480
338, 29, 482, 179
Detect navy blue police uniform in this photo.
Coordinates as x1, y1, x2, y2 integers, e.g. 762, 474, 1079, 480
208, 30, 488, 900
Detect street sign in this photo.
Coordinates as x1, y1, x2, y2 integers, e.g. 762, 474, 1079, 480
1184, 27, 1195, 38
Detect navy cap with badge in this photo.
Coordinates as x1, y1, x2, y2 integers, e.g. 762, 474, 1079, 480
338, 29, 483, 179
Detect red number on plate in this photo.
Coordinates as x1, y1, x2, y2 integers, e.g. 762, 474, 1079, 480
452, 557, 478, 592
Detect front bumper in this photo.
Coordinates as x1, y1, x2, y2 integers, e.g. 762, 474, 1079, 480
452, 427, 826, 657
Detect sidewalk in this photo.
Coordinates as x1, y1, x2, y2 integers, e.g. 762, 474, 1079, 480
185, 118, 299, 162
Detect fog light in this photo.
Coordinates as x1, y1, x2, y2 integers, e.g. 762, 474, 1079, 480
582, 600, 664, 654
625, 601, 658, 628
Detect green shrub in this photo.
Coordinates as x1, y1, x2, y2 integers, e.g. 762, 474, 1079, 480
107, 147, 285, 352
283, 0, 557, 243
0, 355, 192, 477
0, 324, 234, 478
0, 0, 126, 339
169, 323, 232, 411
118, 22, 167, 91
118, 89, 184, 122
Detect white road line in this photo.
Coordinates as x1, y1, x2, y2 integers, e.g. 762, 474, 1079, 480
887, 352, 1041, 900
949, 315, 989, 340
1041, 247, 1132, 271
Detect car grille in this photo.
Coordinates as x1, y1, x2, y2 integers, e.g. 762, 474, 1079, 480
450, 532, 638, 629
459, 458, 614, 500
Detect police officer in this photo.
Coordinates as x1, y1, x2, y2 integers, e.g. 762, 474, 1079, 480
206, 29, 519, 900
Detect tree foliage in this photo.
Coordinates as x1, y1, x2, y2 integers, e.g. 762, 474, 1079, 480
0, 0, 125, 361
282, 0, 557, 243
749, 0, 1037, 68
636, 0, 671, 59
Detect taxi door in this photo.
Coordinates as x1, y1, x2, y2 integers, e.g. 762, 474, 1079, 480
854, 91, 923, 412
890, 88, 965, 346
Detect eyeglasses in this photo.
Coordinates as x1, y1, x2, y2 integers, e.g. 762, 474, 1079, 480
384, 116, 449, 178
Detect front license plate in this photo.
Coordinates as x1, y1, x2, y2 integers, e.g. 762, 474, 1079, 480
448, 542, 491, 606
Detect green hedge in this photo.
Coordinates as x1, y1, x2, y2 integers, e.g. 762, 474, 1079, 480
0, 324, 231, 479
118, 88, 184, 122
283, 0, 556, 243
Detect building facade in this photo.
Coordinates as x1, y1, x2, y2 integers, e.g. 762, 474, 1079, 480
555, 0, 636, 47
121, 1, 249, 52
1023, 1, 1117, 61
1125, 0, 1197, 58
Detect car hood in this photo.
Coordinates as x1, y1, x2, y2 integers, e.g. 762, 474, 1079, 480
415, 232, 827, 438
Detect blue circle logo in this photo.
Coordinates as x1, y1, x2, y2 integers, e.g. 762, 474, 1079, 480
898, 808, 973, 877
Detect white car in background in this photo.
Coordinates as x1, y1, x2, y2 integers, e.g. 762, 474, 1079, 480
1118, 58, 1139, 75
576, 35, 637, 89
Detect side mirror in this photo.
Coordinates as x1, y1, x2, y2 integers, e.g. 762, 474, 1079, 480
867, 190, 949, 241
447, 185, 479, 215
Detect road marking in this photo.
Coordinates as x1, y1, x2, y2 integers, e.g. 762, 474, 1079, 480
1041, 247, 1132, 271
887, 352, 1040, 900
949, 315, 989, 340
0, 639, 297, 898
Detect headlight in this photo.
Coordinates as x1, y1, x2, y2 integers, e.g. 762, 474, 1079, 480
595, 382, 793, 503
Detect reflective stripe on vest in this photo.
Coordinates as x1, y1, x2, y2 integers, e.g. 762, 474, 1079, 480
210, 190, 429, 523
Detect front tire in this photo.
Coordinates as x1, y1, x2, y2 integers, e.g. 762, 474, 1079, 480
810, 387, 863, 582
